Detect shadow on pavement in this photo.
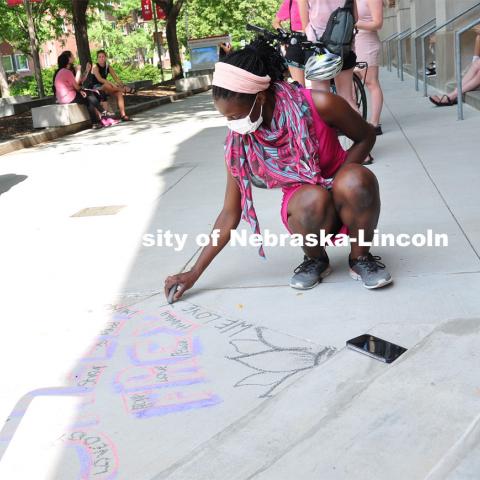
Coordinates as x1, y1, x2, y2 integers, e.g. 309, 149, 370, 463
0, 174, 28, 196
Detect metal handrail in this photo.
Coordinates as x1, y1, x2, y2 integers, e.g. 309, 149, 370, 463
381, 31, 401, 71
455, 18, 480, 120
387, 31, 403, 71
420, 24, 438, 96
420, 1, 480, 96
402, 18, 436, 90
396, 28, 411, 81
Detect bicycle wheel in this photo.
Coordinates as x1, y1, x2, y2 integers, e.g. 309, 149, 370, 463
353, 72, 367, 120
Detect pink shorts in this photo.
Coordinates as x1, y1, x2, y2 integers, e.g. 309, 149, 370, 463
280, 184, 349, 237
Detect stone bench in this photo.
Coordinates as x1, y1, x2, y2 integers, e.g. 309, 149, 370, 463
32, 103, 90, 129
0, 95, 32, 118
175, 74, 212, 93
126, 79, 153, 91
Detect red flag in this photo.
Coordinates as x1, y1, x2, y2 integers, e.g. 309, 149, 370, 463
156, 4, 166, 20
141, 0, 153, 21
7, 0, 42, 5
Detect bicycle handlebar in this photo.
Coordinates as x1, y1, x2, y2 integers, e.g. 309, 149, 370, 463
246, 24, 326, 52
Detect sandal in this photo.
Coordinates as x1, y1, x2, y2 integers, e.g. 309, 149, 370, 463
362, 154, 374, 166
120, 115, 133, 122
122, 86, 137, 95
428, 94, 457, 107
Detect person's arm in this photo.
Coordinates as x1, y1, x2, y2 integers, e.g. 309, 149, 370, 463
164, 168, 242, 302
356, 0, 383, 31
273, 0, 288, 30
108, 66, 123, 86
312, 91, 375, 166
75, 64, 82, 83
297, 0, 310, 31
474, 30, 480, 58
79, 62, 92, 84
272, 17, 283, 30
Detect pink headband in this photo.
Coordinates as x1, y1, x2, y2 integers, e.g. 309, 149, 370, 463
212, 62, 271, 94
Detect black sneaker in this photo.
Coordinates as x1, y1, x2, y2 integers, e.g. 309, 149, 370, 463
92, 122, 104, 130
374, 124, 383, 136
349, 254, 393, 289
290, 254, 332, 290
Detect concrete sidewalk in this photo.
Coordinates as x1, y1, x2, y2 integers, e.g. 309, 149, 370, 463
0, 69, 479, 479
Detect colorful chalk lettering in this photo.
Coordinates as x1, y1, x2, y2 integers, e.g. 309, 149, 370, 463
63, 430, 119, 480
122, 388, 222, 418
113, 358, 205, 393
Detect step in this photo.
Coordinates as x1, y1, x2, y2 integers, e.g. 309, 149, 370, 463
153, 318, 480, 480
32, 103, 90, 128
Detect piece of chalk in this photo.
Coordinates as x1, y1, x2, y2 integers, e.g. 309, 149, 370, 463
167, 284, 179, 304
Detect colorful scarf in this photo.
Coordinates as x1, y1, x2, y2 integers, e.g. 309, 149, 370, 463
224, 81, 327, 257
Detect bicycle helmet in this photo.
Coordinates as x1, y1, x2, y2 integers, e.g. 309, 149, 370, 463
305, 50, 343, 81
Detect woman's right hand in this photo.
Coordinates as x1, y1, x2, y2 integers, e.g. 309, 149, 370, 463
164, 270, 200, 302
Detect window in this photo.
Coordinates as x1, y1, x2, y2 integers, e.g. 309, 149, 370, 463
15, 54, 29, 71
2, 55, 14, 73
43, 53, 51, 67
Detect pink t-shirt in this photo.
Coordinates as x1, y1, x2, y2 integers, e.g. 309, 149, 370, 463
276, 0, 303, 32
54, 68, 77, 104
306, 0, 345, 41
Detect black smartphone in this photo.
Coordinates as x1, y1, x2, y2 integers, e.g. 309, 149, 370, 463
346, 334, 407, 364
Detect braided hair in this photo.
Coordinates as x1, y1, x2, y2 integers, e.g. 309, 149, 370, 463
212, 37, 286, 102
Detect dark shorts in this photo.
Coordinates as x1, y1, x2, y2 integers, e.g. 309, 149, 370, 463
93, 84, 109, 102
304, 49, 357, 71
342, 51, 357, 71
285, 33, 307, 69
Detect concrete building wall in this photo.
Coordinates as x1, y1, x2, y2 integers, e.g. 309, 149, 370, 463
381, 0, 480, 92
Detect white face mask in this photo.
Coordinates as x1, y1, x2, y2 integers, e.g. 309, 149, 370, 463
227, 95, 263, 135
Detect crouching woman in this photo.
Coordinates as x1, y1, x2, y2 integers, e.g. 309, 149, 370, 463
165, 38, 392, 302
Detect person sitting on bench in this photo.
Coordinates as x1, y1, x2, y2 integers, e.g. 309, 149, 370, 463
53, 51, 118, 129
84, 50, 134, 121
429, 27, 480, 107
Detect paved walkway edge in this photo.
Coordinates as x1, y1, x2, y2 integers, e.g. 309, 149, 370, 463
0, 86, 212, 158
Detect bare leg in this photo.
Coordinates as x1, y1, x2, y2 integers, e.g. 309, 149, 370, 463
288, 66, 306, 86
287, 185, 342, 259
431, 61, 480, 102
363, 66, 384, 126
310, 79, 330, 92
333, 68, 357, 110
114, 91, 126, 117
101, 84, 127, 117
331, 164, 380, 259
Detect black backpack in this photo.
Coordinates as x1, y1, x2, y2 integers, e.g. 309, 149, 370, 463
319, 0, 356, 58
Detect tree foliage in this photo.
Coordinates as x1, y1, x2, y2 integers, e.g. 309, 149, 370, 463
88, 6, 155, 65
177, 0, 280, 48
0, 0, 66, 56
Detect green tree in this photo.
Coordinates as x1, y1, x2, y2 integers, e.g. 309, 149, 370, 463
154, 0, 185, 80
177, 0, 280, 48
0, 0, 66, 96
88, 5, 155, 66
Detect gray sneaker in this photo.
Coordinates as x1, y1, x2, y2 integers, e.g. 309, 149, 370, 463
290, 254, 332, 290
349, 254, 393, 289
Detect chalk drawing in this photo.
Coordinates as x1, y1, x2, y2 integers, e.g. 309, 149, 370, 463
113, 358, 205, 393
70, 364, 108, 390
122, 388, 222, 419
61, 429, 119, 480
227, 327, 336, 398
180, 304, 254, 337
81, 339, 118, 362
127, 334, 202, 366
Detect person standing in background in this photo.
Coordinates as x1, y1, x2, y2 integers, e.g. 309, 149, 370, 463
355, 0, 384, 135
273, 0, 307, 86
355, 0, 383, 135
297, 0, 358, 109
